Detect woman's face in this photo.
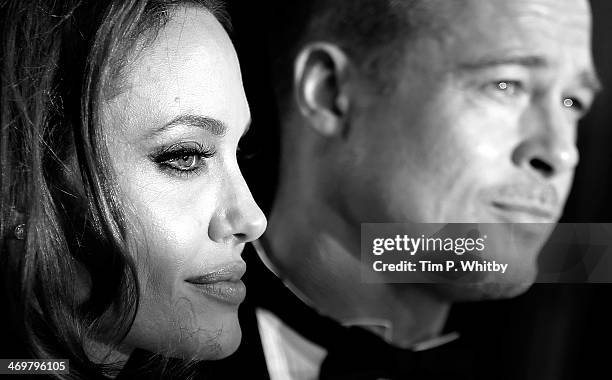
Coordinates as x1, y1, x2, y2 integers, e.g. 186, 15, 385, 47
102, 7, 266, 359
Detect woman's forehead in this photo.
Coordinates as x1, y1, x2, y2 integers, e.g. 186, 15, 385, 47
103, 5, 248, 141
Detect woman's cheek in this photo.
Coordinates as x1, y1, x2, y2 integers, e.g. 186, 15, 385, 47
136, 207, 209, 277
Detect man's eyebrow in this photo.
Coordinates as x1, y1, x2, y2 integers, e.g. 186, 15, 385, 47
579, 70, 603, 94
151, 114, 227, 138
457, 54, 603, 93
457, 55, 549, 71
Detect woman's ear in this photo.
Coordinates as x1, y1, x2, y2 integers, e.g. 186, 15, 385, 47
294, 42, 351, 137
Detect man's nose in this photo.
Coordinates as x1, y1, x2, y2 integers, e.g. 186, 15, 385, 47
208, 172, 267, 244
511, 104, 579, 179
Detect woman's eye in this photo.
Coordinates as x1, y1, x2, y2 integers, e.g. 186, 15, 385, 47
150, 142, 216, 178
166, 154, 200, 171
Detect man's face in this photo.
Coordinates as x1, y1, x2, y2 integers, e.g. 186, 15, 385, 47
339, 0, 598, 296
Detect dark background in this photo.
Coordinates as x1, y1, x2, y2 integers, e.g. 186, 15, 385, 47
228, 1, 612, 379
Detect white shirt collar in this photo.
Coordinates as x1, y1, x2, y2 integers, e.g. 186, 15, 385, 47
251, 239, 460, 379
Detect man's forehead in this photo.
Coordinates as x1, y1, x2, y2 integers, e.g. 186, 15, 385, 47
420, 0, 591, 33
421, 0, 593, 59
386, 0, 597, 100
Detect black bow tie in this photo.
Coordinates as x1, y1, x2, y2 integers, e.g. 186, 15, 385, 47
246, 242, 475, 380
319, 326, 474, 380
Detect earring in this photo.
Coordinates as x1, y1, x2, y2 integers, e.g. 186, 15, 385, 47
13, 223, 26, 240
7, 207, 26, 241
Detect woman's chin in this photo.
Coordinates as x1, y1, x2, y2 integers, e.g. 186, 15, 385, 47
127, 310, 243, 361
211, 330, 242, 360
199, 321, 242, 360
171, 315, 242, 361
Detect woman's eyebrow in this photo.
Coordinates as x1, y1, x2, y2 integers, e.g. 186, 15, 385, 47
149, 114, 227, 138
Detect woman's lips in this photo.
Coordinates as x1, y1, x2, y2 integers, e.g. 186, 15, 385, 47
185, 261, 247, 305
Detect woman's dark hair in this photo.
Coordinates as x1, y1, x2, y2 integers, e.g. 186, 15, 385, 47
0, 0, 229, 378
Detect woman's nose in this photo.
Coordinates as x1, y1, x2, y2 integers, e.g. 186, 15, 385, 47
208, 173, 267, 244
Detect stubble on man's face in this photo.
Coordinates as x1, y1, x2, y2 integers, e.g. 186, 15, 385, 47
336, 0, 597, 299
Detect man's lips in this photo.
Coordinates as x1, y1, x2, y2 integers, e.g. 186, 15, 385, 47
185, 261, 247, 305
485, 182, 561, 223
491, 201, 558, 221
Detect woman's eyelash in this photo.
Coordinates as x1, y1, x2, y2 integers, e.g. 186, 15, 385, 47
149, 142, 216, 177
152, 145, 215, 163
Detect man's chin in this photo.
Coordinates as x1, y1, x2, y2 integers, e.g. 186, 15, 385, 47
435, 280, 534, 301
418, 257, 538, 301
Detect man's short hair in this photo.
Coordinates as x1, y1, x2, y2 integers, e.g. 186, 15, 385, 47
266, 0, 436, 116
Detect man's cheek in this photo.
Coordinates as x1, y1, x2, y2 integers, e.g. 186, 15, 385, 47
554, 174, 576, 203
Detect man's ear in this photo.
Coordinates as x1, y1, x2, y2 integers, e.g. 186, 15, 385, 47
294, 42, 351, 137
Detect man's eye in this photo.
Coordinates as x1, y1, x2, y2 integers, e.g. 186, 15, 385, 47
488, 80, 523, 96
562, 97, 587, 116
